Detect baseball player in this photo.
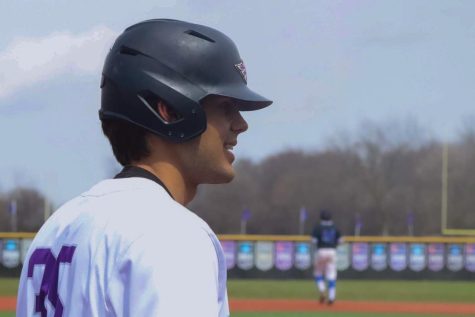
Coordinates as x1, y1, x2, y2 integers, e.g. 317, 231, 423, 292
311, 210, 342, 305
17, 19, 272, 317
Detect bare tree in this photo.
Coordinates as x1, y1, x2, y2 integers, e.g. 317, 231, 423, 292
5, 188, 46, 232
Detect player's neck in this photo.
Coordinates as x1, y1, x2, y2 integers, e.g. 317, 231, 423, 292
133, 161, 197, 205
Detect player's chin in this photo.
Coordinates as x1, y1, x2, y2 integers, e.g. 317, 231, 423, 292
208, 163, 235, 184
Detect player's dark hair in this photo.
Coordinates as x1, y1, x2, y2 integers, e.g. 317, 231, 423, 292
101, 120, 150, 166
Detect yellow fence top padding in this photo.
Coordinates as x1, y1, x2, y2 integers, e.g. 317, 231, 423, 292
218, 234, 475, 243
1, 232, 475, 243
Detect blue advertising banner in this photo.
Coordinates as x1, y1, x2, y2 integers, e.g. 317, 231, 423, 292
427, 243, 444, 272
237, 241, 254, 270
409, 243, 426, 272
275, 241, 294, 271
352, 242, 369, 271
336, 243, 351, 271
220, 240, 236, 270
447, 244, 463, 272
2, 239, 20, 269
255, 241, 274, 271
465, 243, 475, 272
389, 243, 407, 271
371, 243, 387, 271
294, 242, 311, 270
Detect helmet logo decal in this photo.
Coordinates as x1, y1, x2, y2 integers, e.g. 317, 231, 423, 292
234, 61, 247, 84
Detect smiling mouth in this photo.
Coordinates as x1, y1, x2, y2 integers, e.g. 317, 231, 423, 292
224, 142, 237, 162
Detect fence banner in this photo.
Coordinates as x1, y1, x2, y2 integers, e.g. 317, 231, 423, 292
352, 242, 369, 271
409, 243, 426, 272
294, 242, 311, 270
389, 243, 407, 271
255, 241, 274, 271
237, 241, 254, 270
447, 244, 464, 272
336, 243, 351, 271
465, 243, 475, 272
371, 243, 387, 271
275, 241, 294, 271
20, 239, 33, 264
221, 240, 236, 270
2, 239, 20, 269
427, 243, 444, 272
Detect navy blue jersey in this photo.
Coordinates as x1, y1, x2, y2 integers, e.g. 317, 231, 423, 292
312, 222, 341, 249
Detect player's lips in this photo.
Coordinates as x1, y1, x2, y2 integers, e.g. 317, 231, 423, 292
224, 141, 237, 150
224, 143, 236, 150
224, 141, 237, 162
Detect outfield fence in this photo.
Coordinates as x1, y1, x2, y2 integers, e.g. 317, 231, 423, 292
1, 233, 474, 279
219, 235, 475, 280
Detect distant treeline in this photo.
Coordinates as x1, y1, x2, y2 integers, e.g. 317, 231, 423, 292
1, 119, 475, 235
191, 119, 475, 236
0, 187, 46, 232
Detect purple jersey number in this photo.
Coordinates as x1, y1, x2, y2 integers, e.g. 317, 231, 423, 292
27, 246, 76, 317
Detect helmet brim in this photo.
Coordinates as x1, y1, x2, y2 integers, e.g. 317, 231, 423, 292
208, 84, 272, 111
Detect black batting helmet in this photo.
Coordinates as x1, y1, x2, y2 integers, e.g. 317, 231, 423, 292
320, 210, 332, 221
99, 19, 272, 143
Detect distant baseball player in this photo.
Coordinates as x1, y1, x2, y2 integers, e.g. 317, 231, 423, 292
311, 209, 343, 305
17, 19, 272, 316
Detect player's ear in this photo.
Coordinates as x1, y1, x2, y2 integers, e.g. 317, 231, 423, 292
157, 100, 180, 123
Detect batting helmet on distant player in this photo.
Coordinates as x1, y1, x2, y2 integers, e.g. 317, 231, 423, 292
320, 210, 332, 221
99, 19, 272, 143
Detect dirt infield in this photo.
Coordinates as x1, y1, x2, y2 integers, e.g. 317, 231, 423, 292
0, 297, 15, 311
230, 299, 475, 315
3, 297, 475, 315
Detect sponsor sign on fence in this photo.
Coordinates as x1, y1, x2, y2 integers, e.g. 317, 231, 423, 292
2, 239, 20, 269
352, 242, 369, 271
255, 241, 274, 271
371, 243, 387, 271
237, 241, 254, 270
409, 243, 426, 272
465, 243, 475, 272
428, 243, 444, 272
336, 243, 351, 271
447, 244, 464, 272
389, 243, 407, 271
20, 239, 33, 264
221, 240, 236, 270
275, 241, 294, 271
294, 242, 311, 270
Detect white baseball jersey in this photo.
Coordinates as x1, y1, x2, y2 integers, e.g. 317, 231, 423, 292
17, 172, 229, 316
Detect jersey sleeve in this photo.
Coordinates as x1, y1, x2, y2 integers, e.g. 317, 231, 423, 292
106, 230, 220, 317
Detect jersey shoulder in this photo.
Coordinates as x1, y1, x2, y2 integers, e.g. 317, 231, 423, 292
84, 177, 213, 245
27, 177, 213, 258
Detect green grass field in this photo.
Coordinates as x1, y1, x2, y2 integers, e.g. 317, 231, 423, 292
2, 278, 475, 317
228, 279, 475, 302
0, 279, 17, 297
230, 279, 475, 317
234, 312, 454, 317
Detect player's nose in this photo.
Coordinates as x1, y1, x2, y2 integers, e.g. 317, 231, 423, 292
231, 111, 248, 135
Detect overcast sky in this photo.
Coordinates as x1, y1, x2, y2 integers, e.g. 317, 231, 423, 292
1, 0, 474, 204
